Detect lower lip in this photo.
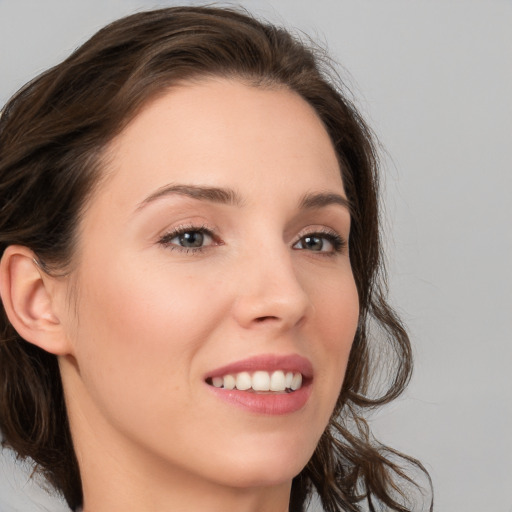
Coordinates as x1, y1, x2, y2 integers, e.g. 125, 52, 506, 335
206, 382, 312, 415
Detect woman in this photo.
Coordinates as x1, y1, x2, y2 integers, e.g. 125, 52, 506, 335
0, 6, 431, 512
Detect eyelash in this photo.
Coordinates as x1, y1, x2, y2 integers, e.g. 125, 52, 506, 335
158, 224, 218, 254
293, 228, 347, 255
157, 225, 347, 256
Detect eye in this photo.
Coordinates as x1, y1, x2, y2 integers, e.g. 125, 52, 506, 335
173, 230, 210, 248
158, 225, 216, 252
292, 231, 346, 254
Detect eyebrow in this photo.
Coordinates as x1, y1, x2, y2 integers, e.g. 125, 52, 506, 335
136, 184, 244, 210
299, 192, 352, 213
136, 184, 351, 214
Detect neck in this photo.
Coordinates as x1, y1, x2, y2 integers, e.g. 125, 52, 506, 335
81, 470, 291, 512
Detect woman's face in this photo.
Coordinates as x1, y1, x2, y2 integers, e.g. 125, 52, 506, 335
58, 79, 359, 491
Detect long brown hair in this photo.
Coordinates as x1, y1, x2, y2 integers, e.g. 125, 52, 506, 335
0, 6, 432, 511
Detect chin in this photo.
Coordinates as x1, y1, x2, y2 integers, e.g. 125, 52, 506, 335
205, 434, 316, 489
220, 461, 305, 489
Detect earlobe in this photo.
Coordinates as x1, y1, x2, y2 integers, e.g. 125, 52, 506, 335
0, 245, 71, 355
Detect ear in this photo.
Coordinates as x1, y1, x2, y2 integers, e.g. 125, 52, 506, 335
0, 245, 72, 356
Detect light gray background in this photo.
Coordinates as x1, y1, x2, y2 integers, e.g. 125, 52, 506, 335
0, 1, 511, 511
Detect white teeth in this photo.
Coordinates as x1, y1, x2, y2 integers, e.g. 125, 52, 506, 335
211, 370, 303, 392
291, 373, 302, 391
223, 374, 236, 390
252, 371, 270, 391
212, 376, 223, 388
270, 370, 286, 391
235, 372, 251, 391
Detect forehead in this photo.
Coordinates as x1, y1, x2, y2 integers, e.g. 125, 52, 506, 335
94, 79, 345, 215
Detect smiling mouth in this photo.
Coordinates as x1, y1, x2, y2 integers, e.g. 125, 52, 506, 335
206, 370, 303, 393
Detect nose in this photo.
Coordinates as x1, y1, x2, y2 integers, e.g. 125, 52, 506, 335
231, 243, 311, 332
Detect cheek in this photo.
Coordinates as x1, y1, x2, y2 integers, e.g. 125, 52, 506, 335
68, 258, 228, 422
306, 270, 359, 418
330, 287, 359, 361
307, 266, 359, 348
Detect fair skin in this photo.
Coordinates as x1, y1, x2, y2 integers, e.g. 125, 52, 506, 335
1, 79, 359, 512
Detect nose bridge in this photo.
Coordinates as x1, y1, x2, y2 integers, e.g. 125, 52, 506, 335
231, 232, 310, 330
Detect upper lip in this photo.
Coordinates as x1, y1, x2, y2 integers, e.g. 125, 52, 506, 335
205, 353, 313, 381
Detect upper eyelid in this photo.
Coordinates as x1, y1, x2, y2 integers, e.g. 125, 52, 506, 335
293, 225, 346, 240
157, 223, 217, 246
157, 223, 347, 247
160, 224, 343, 238
159, 223, 215, 238
292, 226, 348, 252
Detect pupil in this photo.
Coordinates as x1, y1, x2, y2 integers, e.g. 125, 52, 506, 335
304, 236, 323, 251
180, 231, 204, 247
